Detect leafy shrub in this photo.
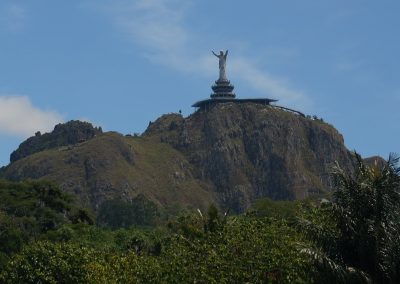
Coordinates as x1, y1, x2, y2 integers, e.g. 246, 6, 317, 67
0, 241, 102, 283
97, 194, 159, 229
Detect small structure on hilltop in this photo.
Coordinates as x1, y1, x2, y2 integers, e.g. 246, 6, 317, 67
192, 50, 278, 110
210, 50, 235, 98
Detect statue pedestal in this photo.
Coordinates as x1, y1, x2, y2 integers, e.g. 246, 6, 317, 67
211, 79, 235, 98
191, 50, 279, 110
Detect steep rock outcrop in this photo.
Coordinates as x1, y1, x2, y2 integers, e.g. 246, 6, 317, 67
10, 120, 102, 163
145, 103, 355, 212
3, 103, 356, 213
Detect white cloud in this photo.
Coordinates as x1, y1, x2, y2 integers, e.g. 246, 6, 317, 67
0, 96, 64, 137
101, 0, 310, 109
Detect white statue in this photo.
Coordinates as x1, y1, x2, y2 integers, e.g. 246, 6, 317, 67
212, 50, 228, 81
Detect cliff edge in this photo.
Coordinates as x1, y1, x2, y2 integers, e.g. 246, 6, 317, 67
2, 103, 356, 213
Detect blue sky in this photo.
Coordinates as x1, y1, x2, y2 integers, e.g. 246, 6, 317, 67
0, 0, 399, 166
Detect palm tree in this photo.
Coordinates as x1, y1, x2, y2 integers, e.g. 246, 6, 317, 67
299, 153, 400, 283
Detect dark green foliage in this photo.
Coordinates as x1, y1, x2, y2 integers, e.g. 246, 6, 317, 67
0, 241, 102, 283
97, 194, 159, 229
251, 197, 300, 220
162, 212, 312, 283
0, 179, 91, 270
0, 180, 72, 230
44, 224, 163, 256
0, 211, 27, 268
1, 211, 313, 283
167, 204, 227, 238
69, 208, 95, 225
299, 153, 400, 283
113, 228, 162, 255
1, 152, 399, 282
0, 180, 70, 255
204, 203, 223, 232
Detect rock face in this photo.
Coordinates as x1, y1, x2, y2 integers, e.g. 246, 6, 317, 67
10, 121, 102, 163
2, 103, 356, 213
144, 103, 355, 212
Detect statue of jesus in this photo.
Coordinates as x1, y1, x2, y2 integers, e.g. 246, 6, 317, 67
212, 50, 228, 81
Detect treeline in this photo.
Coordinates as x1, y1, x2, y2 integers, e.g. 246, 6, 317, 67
0, 153, 399, 283
0, 180, 94, 268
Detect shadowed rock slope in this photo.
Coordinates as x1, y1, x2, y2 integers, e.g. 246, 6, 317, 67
2, 103, 356, 213
144, 103, 355, 211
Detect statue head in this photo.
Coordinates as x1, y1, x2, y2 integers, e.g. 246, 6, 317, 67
219, 50, 224, 55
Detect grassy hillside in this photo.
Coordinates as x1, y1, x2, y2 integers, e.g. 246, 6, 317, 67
3, 132, 216, 213
3, 103, 357, 213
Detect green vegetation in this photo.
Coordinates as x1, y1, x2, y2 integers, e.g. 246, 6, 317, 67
298, 153, 400, 283
250, 197, 300, 220
97, 195, 159, 229
0, 209, 312, 283
0, 153, 399, 283
0, 180, 92, 269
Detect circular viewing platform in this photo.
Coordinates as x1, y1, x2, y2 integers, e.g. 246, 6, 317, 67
192, 98, 278, 109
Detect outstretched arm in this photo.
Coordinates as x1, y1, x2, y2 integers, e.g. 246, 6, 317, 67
224, 50, 228, 58
212, 50, 219, 57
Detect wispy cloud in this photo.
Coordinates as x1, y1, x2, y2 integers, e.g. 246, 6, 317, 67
230, 58, 309, 109
100, 0, 310, 109
104, 0, 193, 72
0, 3, 26, 32
0, 96, 64, 137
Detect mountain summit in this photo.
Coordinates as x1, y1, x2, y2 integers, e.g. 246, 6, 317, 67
2, 103, 355, 213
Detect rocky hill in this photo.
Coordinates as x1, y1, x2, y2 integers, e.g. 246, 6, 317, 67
144, 103, 355, 211
10, 120, 103, 162
1, 103, 356, 213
